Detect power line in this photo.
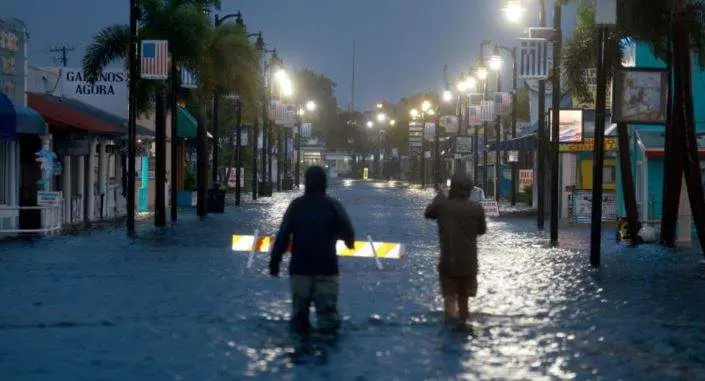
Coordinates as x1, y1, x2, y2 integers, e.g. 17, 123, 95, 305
50, 46, 74, 66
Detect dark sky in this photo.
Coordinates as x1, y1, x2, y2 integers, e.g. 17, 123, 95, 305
2, 0, 576, 111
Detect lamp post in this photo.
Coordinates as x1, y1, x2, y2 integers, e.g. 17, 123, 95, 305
489, 45, 517, 203
504, 0, 548, 229
476, 53, 490, 193
410, 101, 435, 187
454, 74, 478, 179
259, 50, 283, 196
295, 100, 316, 188
127, 0, 139, 234
208, 12, 244, 212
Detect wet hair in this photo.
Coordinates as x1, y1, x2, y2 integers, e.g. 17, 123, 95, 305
304, 165, 327, 194
448, 172, 472, 200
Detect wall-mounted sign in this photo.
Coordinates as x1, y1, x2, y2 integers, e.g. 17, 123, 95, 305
559, 137, 618, 152
612, 68, 668, 124
549, 109, 584, 143
55, 67, 128, 119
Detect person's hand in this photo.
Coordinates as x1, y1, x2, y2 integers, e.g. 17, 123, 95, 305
269, 262, 280, 278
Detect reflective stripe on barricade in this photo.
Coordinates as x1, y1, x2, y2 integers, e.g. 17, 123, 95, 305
231, 234, 405, 259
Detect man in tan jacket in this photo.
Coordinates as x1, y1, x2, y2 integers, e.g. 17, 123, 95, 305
424, 172, 487, 325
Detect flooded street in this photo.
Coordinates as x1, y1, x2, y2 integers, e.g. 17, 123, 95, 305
1, 181, 704, 380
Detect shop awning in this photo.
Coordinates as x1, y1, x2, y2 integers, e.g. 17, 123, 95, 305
15, 107, 48, 135
177, 106, 197, 138
1, 92, 48, 138
27, 92, 153, 137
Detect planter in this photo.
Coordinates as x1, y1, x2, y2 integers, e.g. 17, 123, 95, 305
177, 190, 197, 207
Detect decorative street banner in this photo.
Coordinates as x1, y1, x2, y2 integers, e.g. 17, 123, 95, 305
480, 101, 495, 122
268, 100, 297, 126
300, 122, 312, 138
519, 169, 534, 189
440, 115, 459, 133
518, 38, 552, 79
468, 105, 482, 126
424, 123, 436, 141
494, 92, 512, 116
549, 109, 584, 143
180, 66, 198, 89
455, 136, 473, 154
140, 40, 169, 80
612, 68, 668, 124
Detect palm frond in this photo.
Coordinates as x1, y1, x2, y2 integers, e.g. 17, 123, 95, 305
82, 24, 130, 83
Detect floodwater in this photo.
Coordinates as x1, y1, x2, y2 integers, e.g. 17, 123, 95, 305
1, 180, 703, 380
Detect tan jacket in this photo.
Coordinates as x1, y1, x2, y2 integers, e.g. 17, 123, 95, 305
424, 192, 487, 278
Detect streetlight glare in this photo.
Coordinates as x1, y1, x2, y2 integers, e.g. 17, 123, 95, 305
476, 66, 489, 80
442, 90, 453, 102
376, 113, 386, 122
503, 0, 525, 23
306, 100, 316, 111
274, 69, 288, 81
427, 109, 436, 116
376, 103, 384, 109
489, 55, 503, 71
366, 121, 374, 128
457, 81, 468, 92
421, 100, 431, 112
298, 107, 305, 116
410, 108, 419, 118
466, 76, 478, 90
390, 119, 396, 126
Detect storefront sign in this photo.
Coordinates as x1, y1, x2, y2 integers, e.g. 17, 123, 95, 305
37, 191, 62, 206
480, 200, 500, 217
58, 67, 128, 119
612, 68, 668, 124
0, 19, 26, 108
53, 136, 92, 156
519, 169, 534, 188
559, 137, 617, 152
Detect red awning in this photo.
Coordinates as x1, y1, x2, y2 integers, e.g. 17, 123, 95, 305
27, 92, 123, 134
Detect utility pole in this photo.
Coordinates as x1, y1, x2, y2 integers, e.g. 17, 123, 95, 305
537, 0, 547, 230
127, 0, 139, 235
50, 46, 74, 66
549, 2, 562, 245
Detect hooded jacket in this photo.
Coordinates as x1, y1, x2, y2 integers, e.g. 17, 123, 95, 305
424, 173, 487, 278
270, 166, 355, 275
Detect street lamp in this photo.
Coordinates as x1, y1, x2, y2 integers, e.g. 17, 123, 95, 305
410, 101, 438, 187
366, 120, 374, 128
502, 0, 525, 23
475, 65, 489, 81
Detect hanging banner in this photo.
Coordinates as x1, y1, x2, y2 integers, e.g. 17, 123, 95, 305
480, 101, 495, 122
440, 115, 459, 134
518, 38, 552, 79
268, 100, 297, 126
424, 123, 436, 141
494, 92, 512, 116
300, 122, 312, 138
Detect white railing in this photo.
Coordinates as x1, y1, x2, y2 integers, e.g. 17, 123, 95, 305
0, 203, 63, 236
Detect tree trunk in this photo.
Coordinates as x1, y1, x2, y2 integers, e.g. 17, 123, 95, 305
674, 4, 705, 254
154, 86, 166, 227
660, 13, 681, 246
617, 122, 640, 246
196, 107, 208, 217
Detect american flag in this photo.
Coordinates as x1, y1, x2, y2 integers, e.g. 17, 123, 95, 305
141, 40, 169, 80
494, 92, 512, 116
468, 105, 481, 126
180, 67, 198, 88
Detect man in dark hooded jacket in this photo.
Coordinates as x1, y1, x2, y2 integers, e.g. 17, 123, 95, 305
270, 166, 355, 335
424, 172, 487, 324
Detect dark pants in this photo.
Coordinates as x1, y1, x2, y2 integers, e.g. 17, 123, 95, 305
290, 275, 341, 335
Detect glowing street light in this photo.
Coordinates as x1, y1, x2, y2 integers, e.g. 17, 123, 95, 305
376, 103, 384, 109
489, 48, 503, 71
366, 120, 374, 128
306, 100, 316, 111
475, 66, 488, 81
502, 0, 525, 23
409, 108, 419, 118
442, 90, 453, 102
421, 100, 431, 112
389, 119, 396, 126
376, 113, 387, 123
